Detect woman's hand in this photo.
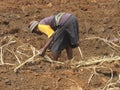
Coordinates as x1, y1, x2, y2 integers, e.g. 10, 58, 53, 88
39, 48, 45, 56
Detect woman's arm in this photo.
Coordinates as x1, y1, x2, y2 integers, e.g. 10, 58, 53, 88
39, 36, 54, 56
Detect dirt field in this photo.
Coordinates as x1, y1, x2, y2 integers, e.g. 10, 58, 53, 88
0, 0, 120, 90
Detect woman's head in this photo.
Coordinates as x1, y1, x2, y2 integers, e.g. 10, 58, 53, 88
28, 20, 39, 32
28, 20, 42, 35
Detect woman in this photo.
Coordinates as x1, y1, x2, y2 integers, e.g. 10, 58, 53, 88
28, 12, 79, 60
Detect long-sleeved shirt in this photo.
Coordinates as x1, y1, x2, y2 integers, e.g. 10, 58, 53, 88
38, 13, 71, 38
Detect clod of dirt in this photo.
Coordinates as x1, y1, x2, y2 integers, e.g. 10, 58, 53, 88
113, 61, 120, 68
81, 7, 88, 11
0, 28, 20, 36
2, 20, 9, 25
42, 85, 50, 90
5, 79, 11, 85
47, 3, 53, 7
9, 28, 20, 34
96, 68, 118, 77
1, 40, 7, 45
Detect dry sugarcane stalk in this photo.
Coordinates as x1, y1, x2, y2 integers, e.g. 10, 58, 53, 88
55, 78, 60, 90
87, 66, 114, 90
118, 74, 120, 81
54, 76, 81, 90
88, 66, 98, 84
14, 52, 40, 73
77, 56, 120, 67
17, 43, 31, 51
0, 40, 16, 64
16, 50, 30, 57
14, 45, 64, 73
103, 67, 113, 90
44, 55, 64, 64
30, 45, 64, 64
14, 54, 65, 73
14, 55, 64, 73
103, 41, 120, 53
1, 40, 16, 48
84, 36, 120, 54
0, 63, 15, 66
6, 49, 21, 64
32, 46, 35, 55
0, 36, 16, 65
16, 44, 31, 57
86, 36, 120, 48
107, 40, 120, 48
78, 46, 83, 59
14, 55, 37, 72
0, 47, 4, 64
88, 73, 94, 84
63, 77, 83, 90
8, 36, 14, 42
14, 45, 40, 73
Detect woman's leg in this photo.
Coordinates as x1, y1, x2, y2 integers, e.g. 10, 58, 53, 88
66, 45, 73, 60
50, 52, 59, 60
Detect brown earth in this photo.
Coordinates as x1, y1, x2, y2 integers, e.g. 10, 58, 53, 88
0, 0, 120, 90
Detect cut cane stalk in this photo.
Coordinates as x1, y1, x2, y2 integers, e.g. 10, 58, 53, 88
0, 63, 15, 66
78, 46, 83, 59
14, 44, 64, 73
7, 49, 21, 64
1, 40, 16, 48
14, 54, 64, 73
77, 56, 120, 67
14, 52, 40, 73
16, 50, 30, 57
0, 47, 4, 64
0, 40, 16, 64
44, 55, 64, 64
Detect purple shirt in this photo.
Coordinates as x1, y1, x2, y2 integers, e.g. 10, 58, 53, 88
39, 13, 71, 26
